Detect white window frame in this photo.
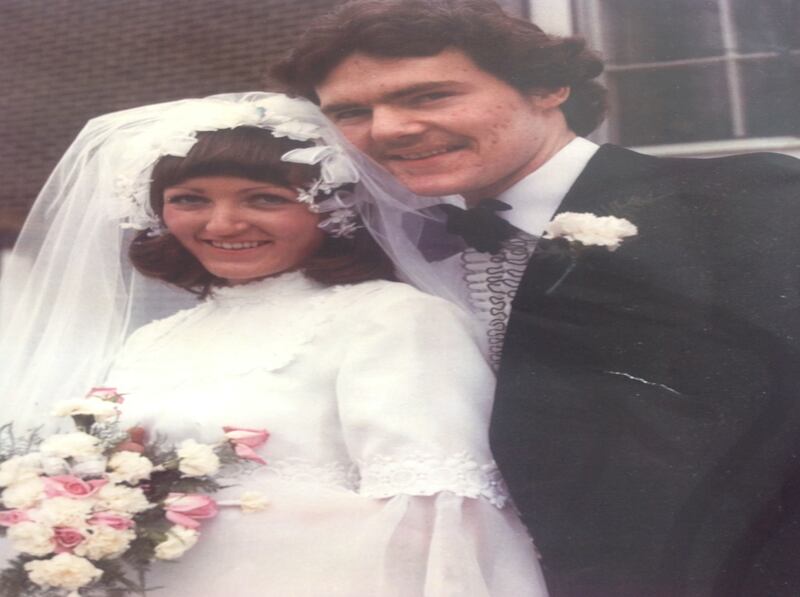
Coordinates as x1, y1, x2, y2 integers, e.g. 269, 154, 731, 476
528, 0, 800, 158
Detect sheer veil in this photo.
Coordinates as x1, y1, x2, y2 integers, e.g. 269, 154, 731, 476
0, 92, 480, 428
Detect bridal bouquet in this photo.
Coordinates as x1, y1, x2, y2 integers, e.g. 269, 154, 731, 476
0, 388, 269, 596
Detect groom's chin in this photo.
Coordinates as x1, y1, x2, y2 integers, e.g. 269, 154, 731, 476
386, 170, 467, 198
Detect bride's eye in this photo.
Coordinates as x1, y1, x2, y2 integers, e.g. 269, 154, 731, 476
164, 194, 209, 207
248, 194, 293, 207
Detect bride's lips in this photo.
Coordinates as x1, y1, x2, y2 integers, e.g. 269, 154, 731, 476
202, 240, 272, 251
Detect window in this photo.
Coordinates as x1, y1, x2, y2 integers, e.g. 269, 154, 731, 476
568, 0, 800, 154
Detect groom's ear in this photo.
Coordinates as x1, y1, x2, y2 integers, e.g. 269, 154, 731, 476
526, 87, 571, 109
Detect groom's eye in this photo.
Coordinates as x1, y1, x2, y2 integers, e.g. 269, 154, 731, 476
410, 91, 453, 105
330, 107, 371, 122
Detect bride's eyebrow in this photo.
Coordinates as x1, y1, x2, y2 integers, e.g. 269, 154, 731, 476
164, 186, 204, 193
164, 185, 289, 194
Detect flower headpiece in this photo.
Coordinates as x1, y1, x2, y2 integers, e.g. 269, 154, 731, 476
109, 94, 362, 238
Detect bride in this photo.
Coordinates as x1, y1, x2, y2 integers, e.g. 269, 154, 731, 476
0, 93, 547, 595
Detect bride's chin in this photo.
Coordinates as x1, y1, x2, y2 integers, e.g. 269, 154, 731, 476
215, 267, 303, 287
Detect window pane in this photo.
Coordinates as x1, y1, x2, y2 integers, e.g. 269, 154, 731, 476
731, 0, 800, 52
598, 0, 723, 64
740, 58, 800, 136
610, 64, 732, 145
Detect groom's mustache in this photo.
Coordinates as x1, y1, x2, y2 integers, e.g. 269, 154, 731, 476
377, 141, 469, 161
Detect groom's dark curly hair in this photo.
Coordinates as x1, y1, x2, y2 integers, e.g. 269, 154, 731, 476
270, 0, 607, 136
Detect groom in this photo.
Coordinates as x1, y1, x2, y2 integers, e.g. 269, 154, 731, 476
274, 1, 800, 595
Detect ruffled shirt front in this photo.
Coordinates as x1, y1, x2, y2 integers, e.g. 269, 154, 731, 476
106, 272, 547, 596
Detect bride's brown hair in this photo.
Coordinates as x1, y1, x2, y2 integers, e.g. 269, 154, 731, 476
128, 126, 394, 296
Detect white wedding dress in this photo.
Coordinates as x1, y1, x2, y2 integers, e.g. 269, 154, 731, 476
105, 271, 547, 597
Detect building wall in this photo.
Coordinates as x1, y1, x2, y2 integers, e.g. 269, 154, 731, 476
0, 0, 528, 246
0, 0, 558, 250
0, 0, 344, 245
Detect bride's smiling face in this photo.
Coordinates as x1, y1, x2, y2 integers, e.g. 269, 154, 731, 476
162, 176, 325, 284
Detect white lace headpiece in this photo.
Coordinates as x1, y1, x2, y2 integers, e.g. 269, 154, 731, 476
107, 94, 361, 237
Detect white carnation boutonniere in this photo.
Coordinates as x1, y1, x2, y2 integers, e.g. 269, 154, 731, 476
543, 212, 638, 251
540, 212, 637, 294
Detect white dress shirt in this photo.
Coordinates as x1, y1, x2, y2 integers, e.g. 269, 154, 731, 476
497, 136, 599, 236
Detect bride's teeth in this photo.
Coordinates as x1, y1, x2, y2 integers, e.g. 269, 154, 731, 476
210, 241, 265, 250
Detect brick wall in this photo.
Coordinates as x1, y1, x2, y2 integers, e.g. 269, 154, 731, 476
0, 0, 343, 244
0, 0, 525, 246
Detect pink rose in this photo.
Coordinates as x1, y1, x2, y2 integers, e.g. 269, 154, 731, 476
88, 512, 135, 530
87, 387, 125, 403
164, 493, 218, 529
43, 476, 107, 499
223, 427, 269, 465
53, 526, 85, 553
115, 426, 147, 454
0, 509, 31, 526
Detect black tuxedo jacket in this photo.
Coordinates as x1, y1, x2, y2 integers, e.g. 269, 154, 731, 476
490, 145, 800, 597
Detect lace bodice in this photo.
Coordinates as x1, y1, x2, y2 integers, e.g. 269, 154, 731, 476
107, 272, 508, 506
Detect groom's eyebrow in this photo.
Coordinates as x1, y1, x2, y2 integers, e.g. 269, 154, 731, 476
321, 81, 463, 114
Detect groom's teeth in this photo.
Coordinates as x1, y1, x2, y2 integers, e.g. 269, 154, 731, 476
210, 241, 266, 250
396, 147, 451, 160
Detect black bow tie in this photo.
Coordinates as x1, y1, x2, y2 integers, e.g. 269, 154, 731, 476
437, 199, 515, 254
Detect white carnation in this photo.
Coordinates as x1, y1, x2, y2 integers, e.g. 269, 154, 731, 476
51, 397, 120, 422
0, 454, 43, 487
40, 455, 70, 476
544, 212, 638, 251
36, 496, 94, 528
24, 553, 103, 591
108, 451, 153, 484
8, 521, 55, 556
40, 432, 102, 460
2, 477, 45, 509
94, 483, 151, 514
71, 457, 108, 477
74, 525, 135, 560
177, 439, 220, 477
154, 525, 199, 560
239, 491, 270, 513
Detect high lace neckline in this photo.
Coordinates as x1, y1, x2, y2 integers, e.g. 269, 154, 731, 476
208, 270, 323, 307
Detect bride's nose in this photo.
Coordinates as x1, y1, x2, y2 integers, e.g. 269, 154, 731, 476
204, 204, 248, 235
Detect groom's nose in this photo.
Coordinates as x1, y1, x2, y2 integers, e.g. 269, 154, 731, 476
370, 105, 426, 144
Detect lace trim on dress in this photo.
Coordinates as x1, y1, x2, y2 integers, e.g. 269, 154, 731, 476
358, 452, 510, 508
252, 453, 511, 507
265, 458, 359, 491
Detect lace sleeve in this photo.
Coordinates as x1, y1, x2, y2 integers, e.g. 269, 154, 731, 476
358, 451, 509, 507
334, 284, 506, 506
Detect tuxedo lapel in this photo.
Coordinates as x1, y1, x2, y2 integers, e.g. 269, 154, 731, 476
515, 145, 675, 307
556, 144, 664, 214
